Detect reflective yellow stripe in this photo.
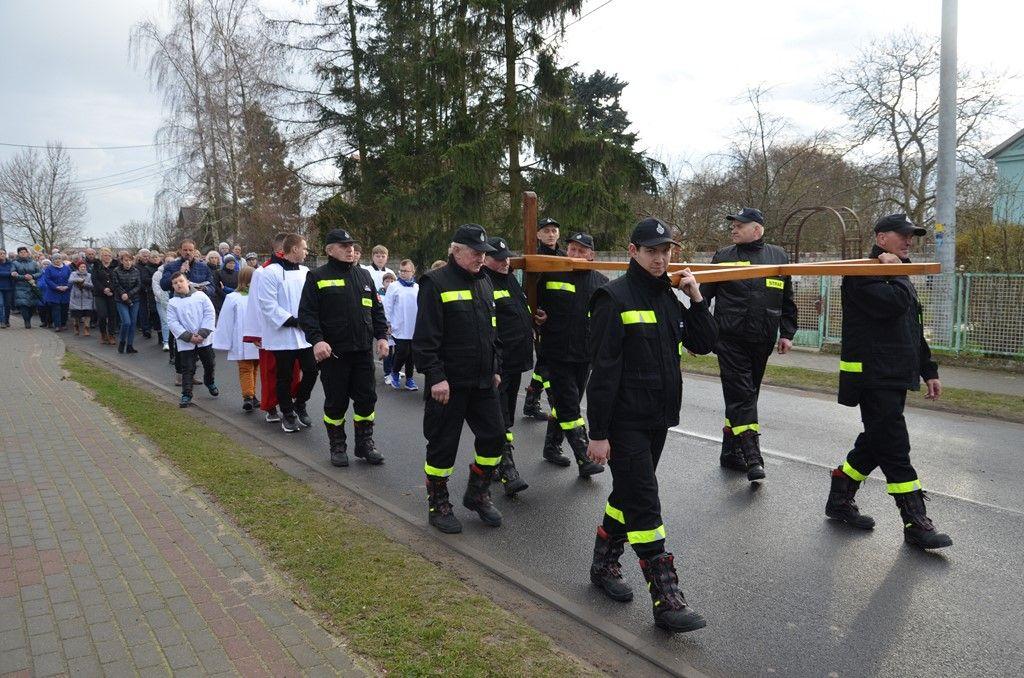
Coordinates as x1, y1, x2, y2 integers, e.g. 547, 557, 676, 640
840, 360, 863, 373
491, 316, 496, 327
440, 290, 472, 303
731, 423, 760, 435
678, 341, 683, 356
765, 278, 784, 289
317, 279, 345, 289
532, 373, 544, 383
558, 417, 585, 430
717, 261, 750, 266
323, 414, 345, 426
353, 411, 375, 422
842, 461, 868, 482
424, 463, 454, 477
545, 281, 576, 293
724, 418, 731, 427
361, 297, 372, 307
887, 479, 922, 494
605, 502, 625, 524
505, 431, 514, 442
620, 310, 657, 324
542, 381, 551, 389
494, 290, 511, 299
627, 524, 666, 544
474, 454, 502, 467
550, 407, 557, 418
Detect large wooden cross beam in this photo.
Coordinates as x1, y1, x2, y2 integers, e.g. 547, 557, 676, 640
513, 192, 940, 310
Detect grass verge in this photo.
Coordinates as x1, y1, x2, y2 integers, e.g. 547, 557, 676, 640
681, 353, 1024, 424
62, 351, 595, 677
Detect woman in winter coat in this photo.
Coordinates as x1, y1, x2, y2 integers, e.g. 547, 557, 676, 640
152, 253, 175, 350
0, 249, 14, 328
40, 253, 72, 332
68, 261, 94, 335
92, 248, 118, 344
205, 250, 225, 313
111, 250, 142, 354
10, 247, 42, 328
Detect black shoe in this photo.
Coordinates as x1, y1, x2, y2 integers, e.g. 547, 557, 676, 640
825, 466, 875, 529
426, 476, 462, 533
264, 407, 281, 423
894, 490, 952, 549
522, 385, 548, 420
242, 397, 254, 412
495, 441, 529, 496
719, 427, 746, 471
179, 394, 192, 408
326, 420, 349, 467
737, 430, 765, 481
565, 426, 604, 478
542, 419, 570, 467
281, 412, 301, 433
462, 464, 502, 527
590, 527, 633, 602
126, 345, 138, 354
117, 341, 126, 354
294, 401, 312, 428
353, 422, 384, 465
640, 553, 707, 633
142, 331, 152, 339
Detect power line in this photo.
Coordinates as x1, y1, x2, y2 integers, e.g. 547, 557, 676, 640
74, 154, 188, 185
80, 161, 190, 193
541, 0, 617, 45
0, 141, 171, 151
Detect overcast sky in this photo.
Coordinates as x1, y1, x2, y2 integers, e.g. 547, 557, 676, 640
1, 0, 1021, 245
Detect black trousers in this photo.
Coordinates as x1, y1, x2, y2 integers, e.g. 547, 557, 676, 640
272, 348, 318, 414
601, 427, 669, 559
842, 389, 920, 493
179, 346, 215, 395
423, 385, 506, 477
497, 370, 522, 438
527, 354, 550, 393
95, 296, 116, 336
391, 339, 414, 378
320, 348, 377, 426
716, 336, 775, 434
546, 359, 589, 432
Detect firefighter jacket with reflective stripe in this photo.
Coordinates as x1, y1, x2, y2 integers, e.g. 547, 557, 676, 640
837, 245, 939, 406
586, 259, 718, 439
413, 257, 502, 389
484, 267, 534, 373
298, 258, 387, 352
699, 238, 798, 342
537, 269, 608, 363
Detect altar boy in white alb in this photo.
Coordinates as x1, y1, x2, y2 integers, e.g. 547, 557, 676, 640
166, 271, 218, 408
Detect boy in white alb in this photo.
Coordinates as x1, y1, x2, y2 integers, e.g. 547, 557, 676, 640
382, 258, 419, 390
166, 271, 218, 407
361, 244, 395, 291
213, 265, 261, 412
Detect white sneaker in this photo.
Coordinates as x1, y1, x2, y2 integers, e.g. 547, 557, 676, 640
162, 342, 169, 352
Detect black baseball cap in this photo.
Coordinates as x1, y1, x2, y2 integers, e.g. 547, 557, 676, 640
630, 218, 680, 248
874, 213, 926, 237
567, 232, 595, 250
453, 224, 495, 252
726, 207, 765, 225
325, 228, 357, 245
538, 217, 561, 231
486, 237, 513, 259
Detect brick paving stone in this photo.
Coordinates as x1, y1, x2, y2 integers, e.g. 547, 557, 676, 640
0, 329, 369, 677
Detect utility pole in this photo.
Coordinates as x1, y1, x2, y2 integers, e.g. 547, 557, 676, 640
0, 204, 5, 252
83, 236, 98, 249
934, 0, 958, 345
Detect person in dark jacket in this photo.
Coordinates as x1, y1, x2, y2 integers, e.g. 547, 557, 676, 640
585, 218, 718, 634
135, 249, 158, 339
298, 229, 389, 468
699, 207, 798, 481
0, 249, 14, 328
40, 253, 72, 331
11, 247, 42, 328
522, 216, 566, 419
825, 213, 951, 550
536, 232, 607, 477
92, 248, 119, 344
413, 224, 505, 534
112, 250, 143, 354
159, 239, 214, 295
483, 236, 545, 496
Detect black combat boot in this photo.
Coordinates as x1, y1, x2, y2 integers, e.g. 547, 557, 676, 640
825, 466, 875, 529
462, 463, 502, 527
353, 421, 384, 465
639, 553, 707, 633
590, 527, 633, 602
542, 419, 570, 467
894, 490, 952, 549
737, 430, 765, 481
565, 426, 604, 478
495, 440, 529, 496
522, 384, 547, 420
426, 476, 462, 534
719, 427, 746, 471
326, 420, 348, 467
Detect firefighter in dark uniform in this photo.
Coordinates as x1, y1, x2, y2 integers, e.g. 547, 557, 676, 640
483, 236, 544, 496
522, 217, 565, 420
699, 207, 797, 482
825, 214, 951, 549
413, 224, 507, 534
586, 218, 718, 633
298, 229, 388, 467
536, 232, 605, 477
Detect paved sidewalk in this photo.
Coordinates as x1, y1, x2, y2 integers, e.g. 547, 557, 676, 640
0, 329, 368, 677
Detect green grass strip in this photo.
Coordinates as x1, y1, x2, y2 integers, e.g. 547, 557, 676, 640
681, 353, 1024, 424
62, 351, 594, 677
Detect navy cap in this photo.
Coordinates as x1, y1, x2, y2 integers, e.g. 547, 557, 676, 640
538, 217, 561, 231
630, 218, 680, 248
453, 224, 495, 252
325, 229, 357, 245
726, 207, 765, 225
486, 237, 512, 259
567, 232, 595, 250
874, 213, 926, 237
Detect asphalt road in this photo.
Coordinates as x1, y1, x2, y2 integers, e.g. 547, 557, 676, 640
66, 332, 1024, 678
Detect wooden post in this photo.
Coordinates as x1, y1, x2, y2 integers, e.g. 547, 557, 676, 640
522, 191, 538, 313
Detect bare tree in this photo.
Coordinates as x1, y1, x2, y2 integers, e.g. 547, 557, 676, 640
0, 144, 86, 251
101, 219, 158, 250
828, 30, 1006, 225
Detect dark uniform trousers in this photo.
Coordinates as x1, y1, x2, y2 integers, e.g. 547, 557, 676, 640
528, 358, 550, 394
179, 346, 215, 393
842, 389, 919, 492
546, 360, 589, 431
320, 349, 377, 426
424, 386, 507, 476
497, 370, 522, 437
717, 337, 775, 434
272, 348, 319, 414
602, 428, 668, 559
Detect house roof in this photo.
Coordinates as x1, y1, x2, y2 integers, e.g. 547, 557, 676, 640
985, 127, 1024, 160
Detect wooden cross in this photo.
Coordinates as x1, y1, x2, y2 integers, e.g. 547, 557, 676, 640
510, 191, 940, 312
